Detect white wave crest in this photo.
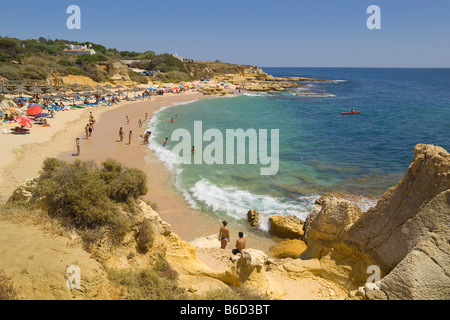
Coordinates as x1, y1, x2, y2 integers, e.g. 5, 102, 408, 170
189, 178, 317, 231
243, 92, 267, 97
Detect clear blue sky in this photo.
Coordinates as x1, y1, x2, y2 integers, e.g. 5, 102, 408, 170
1, 0, 449, 67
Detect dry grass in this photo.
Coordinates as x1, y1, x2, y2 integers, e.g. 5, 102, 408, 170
0, 202, 69, 238
0, 270, 18, 300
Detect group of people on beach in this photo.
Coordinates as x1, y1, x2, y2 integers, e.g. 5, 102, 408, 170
219, 221, 246, 255
119, 115, 152, 146
76, 112, 96, 156
84, 112, 96, 140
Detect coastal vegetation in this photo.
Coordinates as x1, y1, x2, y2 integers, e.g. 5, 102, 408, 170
22, 158, 147, 245
0, 36, 267, 84
2, 158, 271, 300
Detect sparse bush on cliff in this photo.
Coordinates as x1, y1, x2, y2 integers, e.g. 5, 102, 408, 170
0, 270, 18, 300
108, 168, 148, 203
36, 158, 148, 233
136, 218, 155, 254
128, 70, 148, 84
107, 256, 185, 300
155, 70, 192, 83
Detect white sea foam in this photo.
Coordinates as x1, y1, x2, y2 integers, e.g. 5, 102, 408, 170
330, 80, 348, 83
189, 178, 317, 231
243, 92, 267, 97
170, 99, 200, 107
146, 101, 318, 231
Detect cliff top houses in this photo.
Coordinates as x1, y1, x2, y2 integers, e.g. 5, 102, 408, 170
63, 44, 96, 56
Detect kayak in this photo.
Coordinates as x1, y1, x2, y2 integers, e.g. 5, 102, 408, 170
341, 112, 361, 115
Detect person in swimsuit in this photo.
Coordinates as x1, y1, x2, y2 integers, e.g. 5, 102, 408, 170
232, 232, 246, 255
219, 221, 230, 250
162, 137, 168, 147
128, 130, 133, 145
76, 137, 81, 157
119, 127, 124, 142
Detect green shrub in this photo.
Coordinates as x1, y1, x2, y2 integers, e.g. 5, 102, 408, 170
0, 38, 22, 57
64, 66, 88, 76
0, 64, 22, 80
36, 158, 148, 232
155, 70, 192, 83
108, 168, 148, 203
76, 54, 108, 64
128, 70, 148, 84
0, 52, 14, 62
20, 65, 47, 80
37, 160, 117, 228
136, 219, 154, 253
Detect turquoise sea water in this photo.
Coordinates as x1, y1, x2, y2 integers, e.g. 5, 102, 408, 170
147, 68, 450, 230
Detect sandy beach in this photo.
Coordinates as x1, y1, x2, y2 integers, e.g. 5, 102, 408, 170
0, 89, 276, 252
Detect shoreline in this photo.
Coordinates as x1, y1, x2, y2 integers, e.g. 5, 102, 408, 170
0, 89, 277, 253
55, 92, 277, 252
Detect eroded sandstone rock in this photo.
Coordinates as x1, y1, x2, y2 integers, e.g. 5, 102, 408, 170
269, 215, 304, 239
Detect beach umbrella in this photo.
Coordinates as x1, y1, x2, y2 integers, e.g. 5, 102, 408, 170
83, 85, 94, 92
43, 85, 55, 92
104, 84, 113, 89
0, 86, 11, 94
29, 87, 43, 95
54, 93, 66, 99
81, 92, 92, 97
15, 116, 33, 128
41, 94, 53, 99
27, 105, 44, 116
6, 107, 22, 115
12, 86, 26, 96
73, 86, 84, 92
95, 85, 104, 91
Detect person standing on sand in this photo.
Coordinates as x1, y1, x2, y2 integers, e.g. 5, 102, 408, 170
218, 221, 230, 250
76, 137, 81, 157
128, 130, 133, 145
145, 113, 148, 121
232, 232, 246, 255
119, 127, 124, 142
138, 119, 142, 127
126, 116, 130, 124
88, 123, 93, 138
85, 124, 89, 140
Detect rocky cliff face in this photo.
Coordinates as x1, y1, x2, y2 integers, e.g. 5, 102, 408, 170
302, 144, 450, 299
5, 144, 448, 300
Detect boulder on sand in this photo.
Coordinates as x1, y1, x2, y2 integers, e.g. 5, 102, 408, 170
269, 215, 304, 239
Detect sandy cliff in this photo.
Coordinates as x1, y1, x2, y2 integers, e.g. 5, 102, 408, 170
1, 144, 448, 300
